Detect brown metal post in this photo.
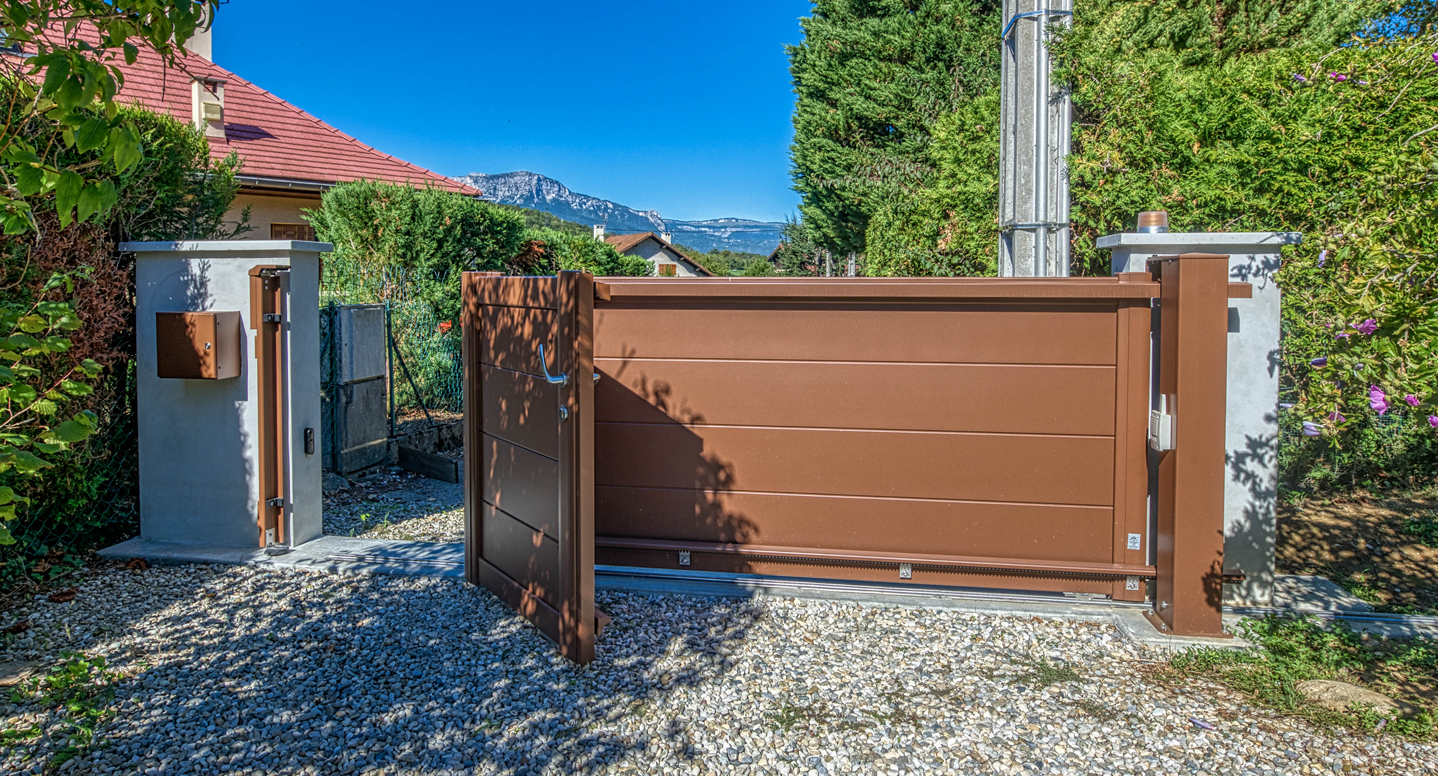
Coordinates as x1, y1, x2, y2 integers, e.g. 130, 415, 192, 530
556, 270, 596, 664
249, 266, 287, 548
1152, 254, 1230, 636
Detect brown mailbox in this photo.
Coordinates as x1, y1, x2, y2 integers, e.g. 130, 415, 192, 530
156, 311, 241, 380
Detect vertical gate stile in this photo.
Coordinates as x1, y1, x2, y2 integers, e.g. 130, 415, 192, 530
462, 272, 481, 585
576, 273, 597, 662
555, 270, 596, 664
1111, 273, 1155, 601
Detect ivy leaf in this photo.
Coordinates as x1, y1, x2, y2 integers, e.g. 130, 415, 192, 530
7, 384, 36, 404
55, 170, 84, 227
9, 450, 51, 473
17, 315, 48, 334
59, 380, 92, 397
49, 419, 95, 444
76, 118, 110, 153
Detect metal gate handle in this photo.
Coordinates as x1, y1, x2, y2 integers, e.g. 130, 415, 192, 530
537, 343, 569, 386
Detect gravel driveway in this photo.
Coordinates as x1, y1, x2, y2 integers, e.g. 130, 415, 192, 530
3, 563, 1435, 775
324, 470, 464, 543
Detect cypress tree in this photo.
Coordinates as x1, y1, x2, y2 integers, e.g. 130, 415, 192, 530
787, 0, 1002, 254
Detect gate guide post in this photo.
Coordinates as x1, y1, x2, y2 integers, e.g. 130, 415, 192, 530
1152, 253, 1231, 637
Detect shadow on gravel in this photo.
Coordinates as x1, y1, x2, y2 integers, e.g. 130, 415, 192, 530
16, 567, 762, 775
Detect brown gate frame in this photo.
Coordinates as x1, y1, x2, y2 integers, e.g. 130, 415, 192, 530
249, 266, 288, 548
462, 270, 597, 663
463, 259, 1247, 643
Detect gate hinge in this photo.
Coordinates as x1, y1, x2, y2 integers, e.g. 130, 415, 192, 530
262, 313, 283, 324
266, 497, 285, 508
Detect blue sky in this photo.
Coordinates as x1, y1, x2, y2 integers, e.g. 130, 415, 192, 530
213, 1, 812, 223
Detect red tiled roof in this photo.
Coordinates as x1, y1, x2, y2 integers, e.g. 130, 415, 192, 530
111, 46, 476, 195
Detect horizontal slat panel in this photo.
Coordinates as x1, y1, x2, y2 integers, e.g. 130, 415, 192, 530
595, 305, 1118, 365
594, 424, 1115, 506
482, 434, 558, 539
478, 558, 564, 641
595, 487, 1116, 562
482, 503, 561, 609
482, 365, 559, 458
596, 360, 1116, 436
481, 306, 557, 375
467, 276, 556, 309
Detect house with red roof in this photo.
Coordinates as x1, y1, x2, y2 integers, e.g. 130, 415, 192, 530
601, 230, 712, 277
111, 26, 477, 241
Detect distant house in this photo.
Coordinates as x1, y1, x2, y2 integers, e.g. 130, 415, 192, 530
603, 231, 713, 277
107, 25, 478, 240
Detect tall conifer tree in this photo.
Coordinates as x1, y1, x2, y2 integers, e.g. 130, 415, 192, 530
787, 0, 1002, 254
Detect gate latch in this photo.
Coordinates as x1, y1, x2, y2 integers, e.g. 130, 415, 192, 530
266, 497, 285, 508
1148, 395, 1175, 452
262, 313, 282, 324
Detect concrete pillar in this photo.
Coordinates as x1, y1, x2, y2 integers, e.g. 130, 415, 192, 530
1098, 231, 1302, 605
128, 240, 331, 549
997, 0, 1072, 277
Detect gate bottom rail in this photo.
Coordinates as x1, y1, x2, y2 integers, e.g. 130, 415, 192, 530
596, 537, 1158, 580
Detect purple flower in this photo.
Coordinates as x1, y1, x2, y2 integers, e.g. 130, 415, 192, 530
1407, 395, 1422, 407
1370, 386, 1389, 415
1302, 422, 1322, 437
1430, 415, 1438, 429
1433, 52, 1438, 64
1280, 402, 1295, 409
1310, 357, 1328, 368
1292, 73, 1308, 83
1329, 72, 1348, 82
1328, 411, 1347, 423
1354, 318, 1378, 335
1337, 332, 1353, 339
1318, 250, 1327, 267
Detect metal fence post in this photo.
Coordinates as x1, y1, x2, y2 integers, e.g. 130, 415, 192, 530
1152, 253, 1233, 637
387, 302, 395, 439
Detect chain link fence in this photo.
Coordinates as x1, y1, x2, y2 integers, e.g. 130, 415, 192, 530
320, 261, 463, 434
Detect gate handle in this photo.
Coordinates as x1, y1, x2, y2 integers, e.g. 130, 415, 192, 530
537, 343, 569, 386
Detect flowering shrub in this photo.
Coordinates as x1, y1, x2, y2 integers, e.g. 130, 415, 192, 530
1292, 33, 1438, 437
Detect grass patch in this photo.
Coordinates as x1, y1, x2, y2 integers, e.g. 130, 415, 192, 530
1075, 699, 1118, 721
1404, 511, 1438, 547
4, 652, 121, 768
1169, 615, 1437, 739
1013, 657, 1082, 688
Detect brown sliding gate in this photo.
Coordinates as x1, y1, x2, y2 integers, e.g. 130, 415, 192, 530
465, 257, 1245, 661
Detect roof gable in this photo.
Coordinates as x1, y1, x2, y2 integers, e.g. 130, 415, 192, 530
604, 232, 714, 276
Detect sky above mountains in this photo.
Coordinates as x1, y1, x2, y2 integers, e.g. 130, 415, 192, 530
212, 0, 811, 223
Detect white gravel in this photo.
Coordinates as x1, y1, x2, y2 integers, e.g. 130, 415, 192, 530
324, 470, 464, 543
3, 563, 1436, 775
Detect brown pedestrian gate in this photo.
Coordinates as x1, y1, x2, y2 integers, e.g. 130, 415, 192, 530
464, 258, 1245, 662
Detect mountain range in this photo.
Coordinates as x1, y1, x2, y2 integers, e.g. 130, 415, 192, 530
456, 171, 784, 255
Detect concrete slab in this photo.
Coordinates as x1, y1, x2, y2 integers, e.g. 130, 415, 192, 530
99, 536, 463, 580
1273, 575, 1374, 613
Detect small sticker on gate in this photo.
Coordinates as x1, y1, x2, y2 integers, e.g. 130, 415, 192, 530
678, 551, 691, 566
899, 563, 912, 580
1127, 533, 1143, 551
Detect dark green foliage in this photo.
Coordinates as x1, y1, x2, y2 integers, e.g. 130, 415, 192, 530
306, 181, 527, 322
673, 244, 769, 276
774, 216, 822, 276
102, 109, 248, 241
787, 0, 1002, 253
494, 203, 591, 238
512, 228, 652, 277
1169, 615, 1437, 738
